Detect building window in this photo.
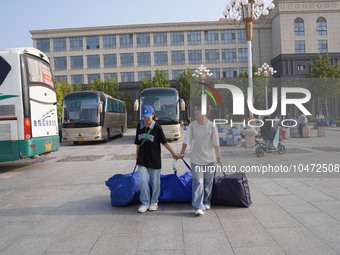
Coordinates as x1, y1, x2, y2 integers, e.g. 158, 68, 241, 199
161, 70, 169, 79
104, 73, 117, 82
120, 34, 133, 48
103, 35, 116, 49
295, 40, 305, 53
237, 29, 246, 43
171, 50, 185, 65
86, 36, 99, 50
70, 37, 83, 51
204, 30, 219, 45
54, 57, 67, 70
88, 74, 100, 83
153, 32, 167, 46
209, 68, 220, 79
294, 18, 305, 36
188, 50, 202, 64
70, 56, 83, 69
37, 39, 50, 52
54, 75, 67, 82
136, 33, 150, 47
154, 51, 168, 65
238, 48, 248, 62
121, 72, 135, 82
71, 75, 84, 84
53, 38, 66, 51
187, 31, 201, 45
205, 49, 219, 63
222, 68, 237, 78
297, 65, 305, 71
222, 49, 237, 63
137, 52, 151, 66
221, 30, 236, 44
87, 55, 100, 68
172, 70, 183, 79
239, 67, 248, 74
170, 32, 184, 46
120, 53, 134, 67
316, 17, 327, 36
138, 71, 152, 81
317, 40, 328, 53
103, 54, 117, 68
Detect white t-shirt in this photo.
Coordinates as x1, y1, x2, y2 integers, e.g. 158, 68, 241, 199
183, 120, 219, 165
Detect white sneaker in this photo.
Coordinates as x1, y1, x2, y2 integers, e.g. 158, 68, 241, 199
138, 205, 149, 213
195, 209, 204, 216
204, 204, 211, 210
149, 202, 158, 211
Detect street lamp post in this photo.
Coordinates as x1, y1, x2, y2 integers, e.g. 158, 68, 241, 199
255, 63, 277, 109
193, 64, 213, 115
223, 0, 275, 93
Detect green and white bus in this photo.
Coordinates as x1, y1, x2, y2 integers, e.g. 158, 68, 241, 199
62, 91, 127, 144
0, 47, 59, 163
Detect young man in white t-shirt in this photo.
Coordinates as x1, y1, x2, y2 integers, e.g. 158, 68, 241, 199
179, 104, 221, 216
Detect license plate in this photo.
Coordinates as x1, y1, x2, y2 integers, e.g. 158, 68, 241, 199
45, 142, 52, 151
77, 137, 84, 141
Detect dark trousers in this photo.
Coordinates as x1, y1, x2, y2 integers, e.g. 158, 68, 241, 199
298, 124, 305, 137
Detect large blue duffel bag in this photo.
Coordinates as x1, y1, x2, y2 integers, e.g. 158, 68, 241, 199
105, 166, 140, 207
159, 160, 192, 203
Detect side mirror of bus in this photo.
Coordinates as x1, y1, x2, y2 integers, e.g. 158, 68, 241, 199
180, 99, 185, 112
134, 99, 139, 112
98, 102, 103, 113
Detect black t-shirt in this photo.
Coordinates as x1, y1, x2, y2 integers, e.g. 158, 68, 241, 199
134, 121, 167, 169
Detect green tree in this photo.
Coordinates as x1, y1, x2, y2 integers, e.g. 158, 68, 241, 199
55, 79, 74, 120
88, 78, 118, 98
139, 70, 170, 91
176, 68, 192, 108
305, 53, 340, 116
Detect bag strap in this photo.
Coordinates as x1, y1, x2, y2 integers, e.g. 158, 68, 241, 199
182, 159, 191, 170
136, 125, 152, 165
132, 164, 137, 175
141, 127, 152, 146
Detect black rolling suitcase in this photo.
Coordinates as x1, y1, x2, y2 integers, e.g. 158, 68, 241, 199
211, 172, 252, 207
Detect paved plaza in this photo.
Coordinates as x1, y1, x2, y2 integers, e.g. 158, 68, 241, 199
0, 126, 340, 254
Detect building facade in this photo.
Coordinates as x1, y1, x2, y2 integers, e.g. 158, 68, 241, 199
30, 0, 340, 118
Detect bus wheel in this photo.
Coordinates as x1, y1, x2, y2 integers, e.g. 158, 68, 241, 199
105, 129, 110, 143
119, 126, 124, 137
73, 141, 79, 145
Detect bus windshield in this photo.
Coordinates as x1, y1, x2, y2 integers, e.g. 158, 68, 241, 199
140, 93, 179, 124
63, 96, 100, 127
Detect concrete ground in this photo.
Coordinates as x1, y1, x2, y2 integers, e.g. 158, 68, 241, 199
0, 126, 339, 254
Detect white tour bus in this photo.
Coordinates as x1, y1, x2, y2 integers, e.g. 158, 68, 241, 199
62, 90, 127, 144
134, 87, 185, 140
0, 47, 59, 163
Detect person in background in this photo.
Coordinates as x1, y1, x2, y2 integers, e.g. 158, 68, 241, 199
135, 105, 179, 213
179, 104, 221, 216
316, 111, 325, 119
58, 122, 63, 143
297, 113, 308, 137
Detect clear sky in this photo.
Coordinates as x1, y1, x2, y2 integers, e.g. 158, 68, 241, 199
0, 0, 228, 50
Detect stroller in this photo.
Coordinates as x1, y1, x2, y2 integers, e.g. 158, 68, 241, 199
255, 126, 286, 157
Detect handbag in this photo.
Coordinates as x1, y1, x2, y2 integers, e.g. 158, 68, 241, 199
159, 159, 192, 203
211, 172, 252, 207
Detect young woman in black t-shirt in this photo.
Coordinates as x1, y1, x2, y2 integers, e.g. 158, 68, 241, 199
134, 105, 178, 213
